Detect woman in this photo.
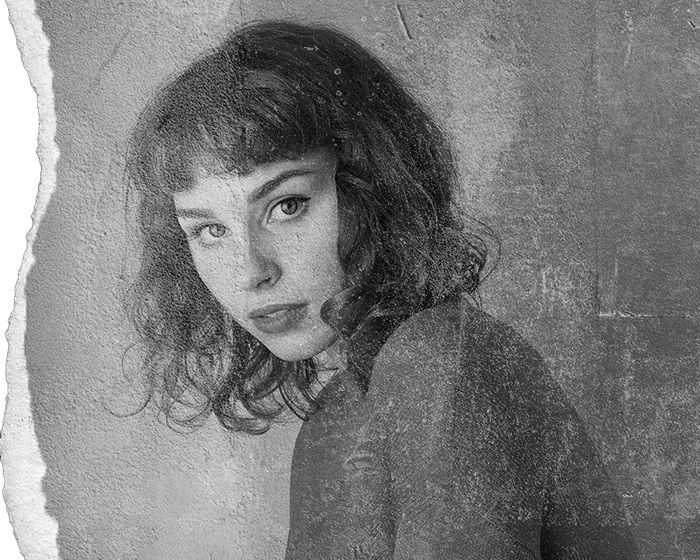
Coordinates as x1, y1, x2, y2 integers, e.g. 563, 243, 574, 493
126, 20, 638, 559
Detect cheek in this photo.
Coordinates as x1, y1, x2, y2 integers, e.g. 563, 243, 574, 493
292, 210, 344, 285
190, 252, 245, 310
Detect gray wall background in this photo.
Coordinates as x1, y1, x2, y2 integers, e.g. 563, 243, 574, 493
26, 0, 698, 558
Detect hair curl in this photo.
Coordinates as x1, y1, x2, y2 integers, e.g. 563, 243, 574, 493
125, 20, 490, 434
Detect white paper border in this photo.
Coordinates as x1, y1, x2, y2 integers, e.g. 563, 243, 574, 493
2, 0, 60, 558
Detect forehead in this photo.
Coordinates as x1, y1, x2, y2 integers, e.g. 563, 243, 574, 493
173, 150, 337, 209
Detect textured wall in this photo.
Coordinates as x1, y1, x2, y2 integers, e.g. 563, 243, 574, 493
26, 0, 698, 558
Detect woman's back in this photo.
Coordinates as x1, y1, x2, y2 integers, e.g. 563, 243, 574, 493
287, 298, 638, 559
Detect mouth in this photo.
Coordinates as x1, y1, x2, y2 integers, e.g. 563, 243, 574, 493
248, 302, 308, 335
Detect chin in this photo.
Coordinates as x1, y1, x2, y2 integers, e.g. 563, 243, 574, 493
263, 329, 338, 362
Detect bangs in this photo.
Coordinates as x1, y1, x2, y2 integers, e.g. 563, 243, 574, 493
138, 67, 335, 195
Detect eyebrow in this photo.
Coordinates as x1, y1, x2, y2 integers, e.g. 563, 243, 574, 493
175, 208, 216, 219
174, 167, 318, 220
246, 168, 316, 203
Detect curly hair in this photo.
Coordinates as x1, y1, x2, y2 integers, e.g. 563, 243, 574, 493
125, 20, 490, 434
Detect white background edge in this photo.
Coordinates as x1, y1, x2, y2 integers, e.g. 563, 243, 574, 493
2, 0, 48, 558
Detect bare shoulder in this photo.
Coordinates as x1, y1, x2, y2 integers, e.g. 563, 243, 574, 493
372, 299, 464, 367
368, 297, 563, 427
372, 298, 548, 384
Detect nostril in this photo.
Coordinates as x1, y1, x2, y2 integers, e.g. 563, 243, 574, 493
255, 270, 279, 289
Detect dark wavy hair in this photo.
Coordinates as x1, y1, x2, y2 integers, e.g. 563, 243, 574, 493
125, 20, 489, 434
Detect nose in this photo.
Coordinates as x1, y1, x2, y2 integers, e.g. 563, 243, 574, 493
240, 230, 281, 291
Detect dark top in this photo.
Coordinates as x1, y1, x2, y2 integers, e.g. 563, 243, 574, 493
285, 299, 638, 559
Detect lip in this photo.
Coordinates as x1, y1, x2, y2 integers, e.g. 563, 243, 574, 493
248, 302, 308, 335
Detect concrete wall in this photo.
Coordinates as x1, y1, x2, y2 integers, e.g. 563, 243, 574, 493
26, 0, 698, 558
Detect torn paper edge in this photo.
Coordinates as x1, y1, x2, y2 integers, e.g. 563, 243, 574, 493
2, 0, 61, 558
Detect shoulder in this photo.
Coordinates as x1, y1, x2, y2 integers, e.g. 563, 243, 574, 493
368, 297, 569, 445
371, 298, 463, 370
366, 299, 575, 509
367, 300, 460, 403
371, 297, 550, 393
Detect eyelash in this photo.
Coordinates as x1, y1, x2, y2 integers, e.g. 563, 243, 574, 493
187, 223, 226, 246
268, 196, 310, 222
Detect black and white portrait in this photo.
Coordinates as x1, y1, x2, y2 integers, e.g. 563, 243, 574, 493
2, 1, 698, 559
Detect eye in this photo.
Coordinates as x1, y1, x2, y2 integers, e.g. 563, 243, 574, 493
268, 196, 310, 223
189, 223, 228, 246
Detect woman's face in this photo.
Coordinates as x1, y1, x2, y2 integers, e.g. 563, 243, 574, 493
173, 150, 345, 362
